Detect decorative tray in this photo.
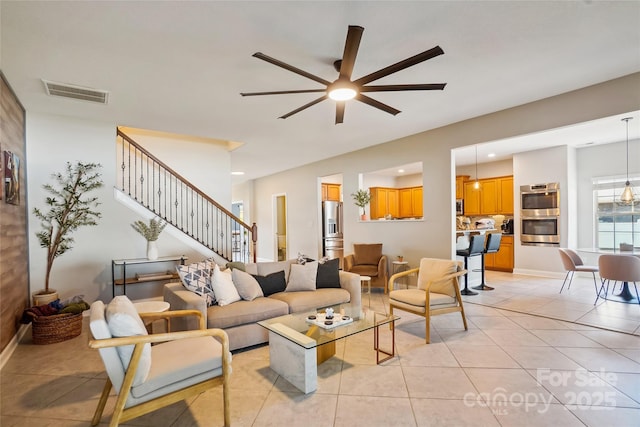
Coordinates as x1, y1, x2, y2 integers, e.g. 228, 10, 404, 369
306, 313, 354, 330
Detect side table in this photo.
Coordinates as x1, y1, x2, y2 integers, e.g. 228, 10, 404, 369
392, 261, 410, 290
360, 275, 372, 307
133, 300, 170, 333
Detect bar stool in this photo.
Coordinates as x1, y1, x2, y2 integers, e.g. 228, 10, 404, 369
473, 233, 502, 291
456, 234, 485, 295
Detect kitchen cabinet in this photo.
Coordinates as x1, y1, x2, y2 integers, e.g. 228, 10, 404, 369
456, 175, 469, 200
321, 183, 341, 201
398, 186, 423, 218
369, 187, 399, 219
462, 176, 513, 216
463, 181, 481, 216
485, 234, 513, 272
497, 176, 514, 214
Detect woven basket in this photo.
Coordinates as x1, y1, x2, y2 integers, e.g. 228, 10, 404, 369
32, 312, 83, 345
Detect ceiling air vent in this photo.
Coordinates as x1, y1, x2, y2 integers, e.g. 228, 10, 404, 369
42, 80, 109, 104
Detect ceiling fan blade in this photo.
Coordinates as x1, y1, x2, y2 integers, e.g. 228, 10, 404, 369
339, 25, 364, 80
355, 93, 401, 116
335, 101, 346, 124
360, 83, 447, 92
353, 46, 444, 86
253, 52, 331, 86
279, 95, 328, 119
241, 89, 326, 96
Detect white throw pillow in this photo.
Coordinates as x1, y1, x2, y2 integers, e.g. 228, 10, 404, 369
176, 260, 216, 306
232, 268, 264, 301
105, 296, 151, 387
285, 261, 318, 292
211, 264, 241, 306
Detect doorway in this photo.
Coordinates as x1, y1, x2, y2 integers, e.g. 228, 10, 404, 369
274, 194, 287, 261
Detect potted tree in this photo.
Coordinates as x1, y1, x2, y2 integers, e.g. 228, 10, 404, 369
351, 189, 371, 220
32, 162, 103, 305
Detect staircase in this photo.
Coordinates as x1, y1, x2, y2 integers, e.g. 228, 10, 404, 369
116, 129, 256, 263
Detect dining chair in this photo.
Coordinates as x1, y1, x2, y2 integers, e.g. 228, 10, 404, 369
558, 248, 599, 297
595, 254, 640, 305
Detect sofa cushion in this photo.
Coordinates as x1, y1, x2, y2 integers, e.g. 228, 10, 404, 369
176, 260, 216, 306
211, 264, 241, 306
206, 298, 289, 329
316, 258, 341, 288
348, 264, 381, 277
353, 243, 382, 266
255, 260, 296, 282
252, 270, 287, 296
232, 268, 263, 301
226, 261, 246, 272
105, 296, 151, 387
269, 288, 350, 313
285, 262, 318, 292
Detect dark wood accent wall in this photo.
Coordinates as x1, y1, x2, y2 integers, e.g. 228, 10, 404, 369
0, 72, 29, 353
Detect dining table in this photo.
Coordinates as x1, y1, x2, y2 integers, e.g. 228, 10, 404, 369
578, 247, 640, 304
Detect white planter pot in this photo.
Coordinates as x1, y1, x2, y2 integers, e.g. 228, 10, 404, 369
147, 241, 159, 260
32, 289, 59, 306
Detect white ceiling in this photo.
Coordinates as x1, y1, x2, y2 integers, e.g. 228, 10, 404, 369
2, 1, 639, 181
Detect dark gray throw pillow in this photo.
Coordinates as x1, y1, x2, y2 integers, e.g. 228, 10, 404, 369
316, 258, 341, 288
252, 270, 286, 296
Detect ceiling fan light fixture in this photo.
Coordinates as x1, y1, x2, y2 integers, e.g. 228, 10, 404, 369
328, 80, 357, 101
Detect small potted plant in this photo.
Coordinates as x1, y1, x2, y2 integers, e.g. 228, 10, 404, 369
397, 255, 404, 262
131, 217, 167, 260
33, 162, 103, 305
351, 189, 371, 220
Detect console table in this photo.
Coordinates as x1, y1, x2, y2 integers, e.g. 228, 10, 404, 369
112, 256, 187, 297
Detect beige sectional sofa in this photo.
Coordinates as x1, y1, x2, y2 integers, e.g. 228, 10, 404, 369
164, 259, 361, 351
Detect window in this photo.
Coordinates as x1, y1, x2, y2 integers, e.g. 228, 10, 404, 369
593, 176, 640, 250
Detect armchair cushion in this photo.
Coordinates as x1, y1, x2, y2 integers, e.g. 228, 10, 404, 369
389, 289, 457, 308
353, 243, 383, 266
417, 258, 460, 297
131, 335, 225, 399
105, 296, 151, 387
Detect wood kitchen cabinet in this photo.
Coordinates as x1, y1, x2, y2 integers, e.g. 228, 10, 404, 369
463, 181, 481, 215
369, 187, 399, 219
398, 186, 423, 218
462, 175, 513, 216
456, 175, 469, 200
321, 183, 341, 201
497, 176, 514, 214
485, 234, 514, 272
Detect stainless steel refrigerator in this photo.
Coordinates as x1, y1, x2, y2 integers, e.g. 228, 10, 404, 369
322, 201, 344, 268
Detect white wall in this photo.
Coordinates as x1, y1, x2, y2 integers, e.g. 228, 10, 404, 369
456, 159, 513, 179
250, 73, 640, 272
26, 113, 230, 303
512, 145, 569, 275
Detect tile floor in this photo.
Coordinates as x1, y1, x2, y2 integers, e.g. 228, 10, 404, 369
2, 271, 640, 426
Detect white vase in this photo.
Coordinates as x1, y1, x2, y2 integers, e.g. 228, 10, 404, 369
147, 241, 158, 260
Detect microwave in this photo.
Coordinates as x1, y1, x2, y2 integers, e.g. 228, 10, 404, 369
456, 199, 464, 215
520, 183, 560, 217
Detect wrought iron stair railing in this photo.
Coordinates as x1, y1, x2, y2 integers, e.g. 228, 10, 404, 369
116, 129, 256, 263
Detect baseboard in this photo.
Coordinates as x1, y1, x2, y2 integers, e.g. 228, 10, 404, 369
512, 268, 565, 279
0, 323, 30, 370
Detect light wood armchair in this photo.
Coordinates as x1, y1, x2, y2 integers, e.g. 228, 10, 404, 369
89, 298, 231, 427
388, 258, 468, 343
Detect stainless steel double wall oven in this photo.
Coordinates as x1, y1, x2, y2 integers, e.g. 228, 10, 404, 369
520, 182, 560, 246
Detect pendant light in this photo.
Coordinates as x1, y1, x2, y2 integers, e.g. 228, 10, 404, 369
620, 117, 635, 204
473, 145, 480, 189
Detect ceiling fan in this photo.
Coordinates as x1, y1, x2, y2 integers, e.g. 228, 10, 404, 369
240, 25, 446, 124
